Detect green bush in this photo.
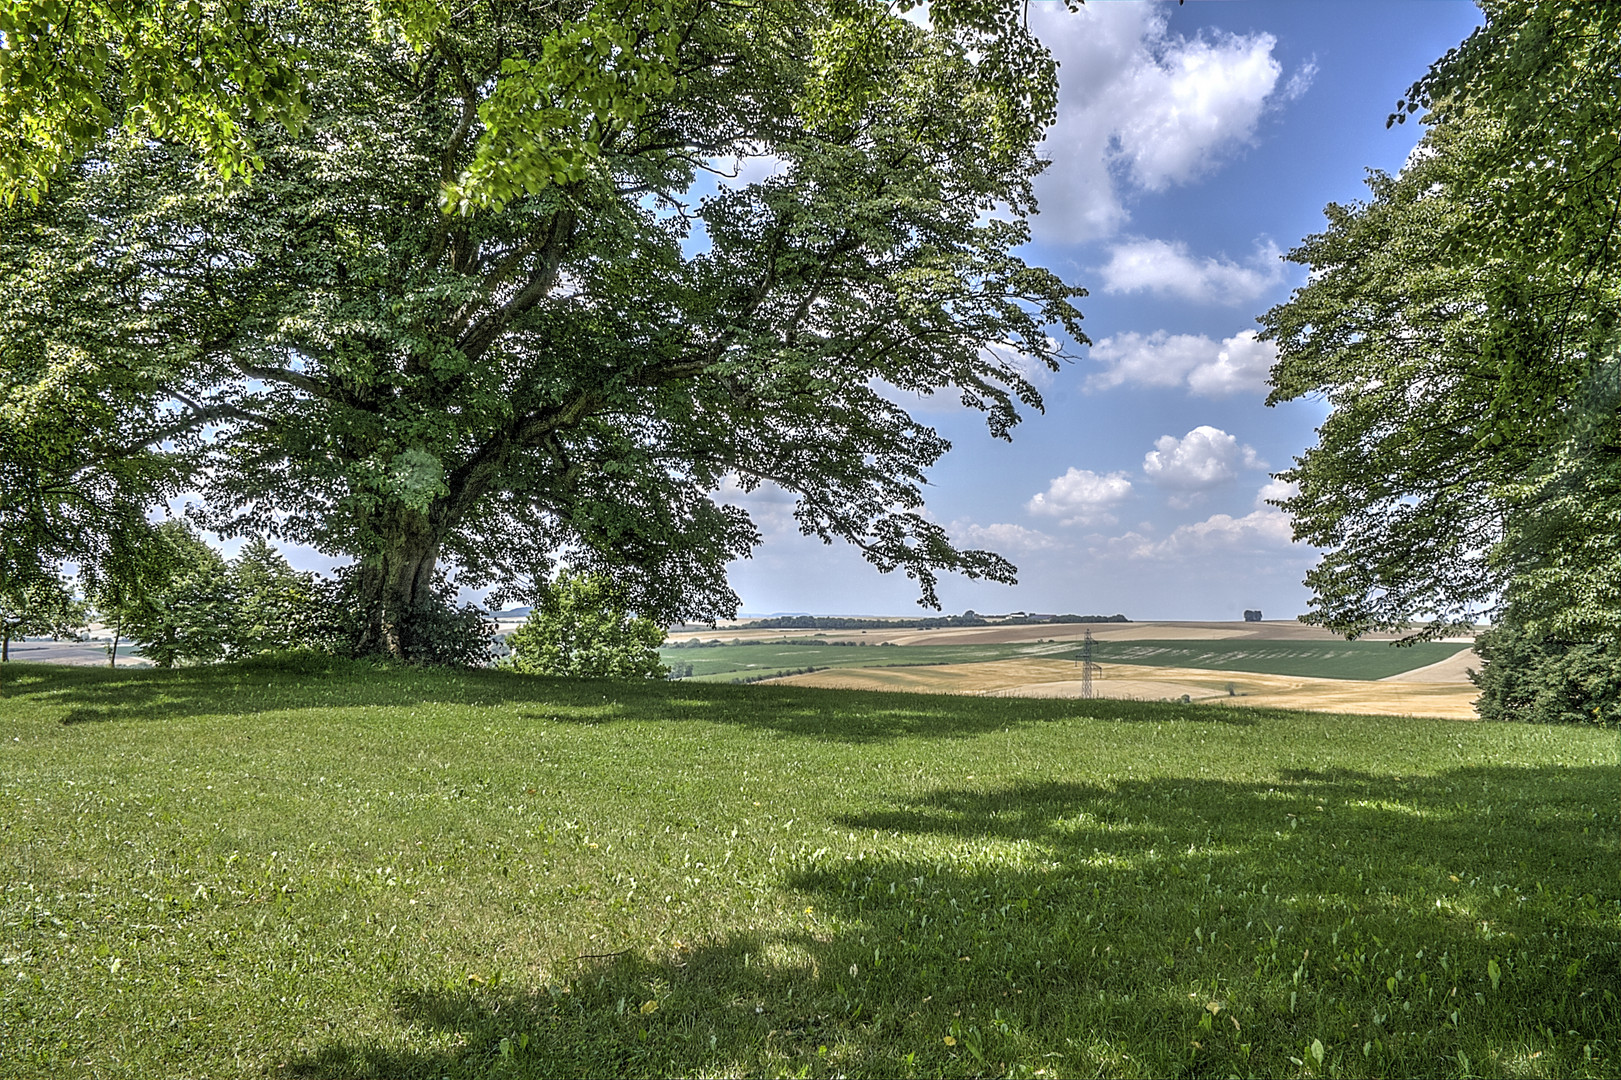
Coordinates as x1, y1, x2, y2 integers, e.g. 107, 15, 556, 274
1472, 624, 1621, 727
506, 572, 667, 679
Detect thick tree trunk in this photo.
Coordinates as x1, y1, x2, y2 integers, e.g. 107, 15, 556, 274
2, 630, 8, 662
355, 518, 443, 659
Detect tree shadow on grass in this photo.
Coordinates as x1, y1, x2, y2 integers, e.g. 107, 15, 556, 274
283, 762, 1620, 1079
21, 657, 1256, 742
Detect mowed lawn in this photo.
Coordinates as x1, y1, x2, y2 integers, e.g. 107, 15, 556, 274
662, 638, 1470, 683
0, 660, 1616, 1079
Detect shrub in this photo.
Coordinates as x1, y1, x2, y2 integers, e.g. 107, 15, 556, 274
507, 572, 667, 679
1472, 624, 1621, 727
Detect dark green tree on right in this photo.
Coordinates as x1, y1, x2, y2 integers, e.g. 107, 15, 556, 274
1261, 1, 1621, 724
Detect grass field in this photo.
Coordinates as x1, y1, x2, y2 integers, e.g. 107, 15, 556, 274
661, 638, 1471, 684
1, 659, 1616, 1078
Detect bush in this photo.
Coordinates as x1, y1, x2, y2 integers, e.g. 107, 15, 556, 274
507, 572, 667, 679
1472, 624, 1621, 727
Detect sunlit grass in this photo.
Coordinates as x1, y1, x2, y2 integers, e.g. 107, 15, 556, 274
0, 657, 1615, 1078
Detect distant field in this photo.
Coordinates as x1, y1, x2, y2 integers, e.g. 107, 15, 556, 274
660, 639, 1062, 681
662, 637, 1471, 683
779, 660, 1483, 719
1095, 639, 1473, 680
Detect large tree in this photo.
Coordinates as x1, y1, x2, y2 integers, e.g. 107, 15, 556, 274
1, 0, 1084, 658
1262, 0, 1621, 642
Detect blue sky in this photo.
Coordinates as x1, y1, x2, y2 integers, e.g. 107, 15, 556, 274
717, 0, 1486, 619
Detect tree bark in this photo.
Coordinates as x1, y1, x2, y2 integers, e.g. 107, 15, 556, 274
355, 517, 444, 659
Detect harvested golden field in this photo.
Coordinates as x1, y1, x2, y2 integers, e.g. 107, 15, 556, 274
773, 658, 1481, 719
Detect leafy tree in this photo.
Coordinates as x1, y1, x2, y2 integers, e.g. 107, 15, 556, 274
1, 0, 1083, 660
111, 521, 236, 668
0, 0, 1066, 207
1262, 1, 1621, 642
506, 572, 667, 679
227, 535, 319, 655
1471, 623, 1621, 728
0, 569, 87, 661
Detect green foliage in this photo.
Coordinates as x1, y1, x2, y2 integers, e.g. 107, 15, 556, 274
0, 663, 1615, 1076
1263, 1, 1621, 641
0, 569, 86, 658
107, 521, 236, 668
0, 0, 311, 205
0, 0, 1083, 658
1473, 623, 1621, 728
394, 574, 496, 668
227, 535, 319, 655
508, 572, 667, 679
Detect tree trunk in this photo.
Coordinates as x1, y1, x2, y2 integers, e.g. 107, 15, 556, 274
109, 624, 120, 668
2, 628, 9, 662
355, 519, 443, 659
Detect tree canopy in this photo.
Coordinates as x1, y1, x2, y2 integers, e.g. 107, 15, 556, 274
1262, 0, 1621, 642
1, 0, 1084, 658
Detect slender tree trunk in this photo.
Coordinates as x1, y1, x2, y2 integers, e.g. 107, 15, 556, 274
109, 623, 120, 668
2, 628, 9, 662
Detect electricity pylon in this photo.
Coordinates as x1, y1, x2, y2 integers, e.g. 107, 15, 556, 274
1079, 626, 1102, 699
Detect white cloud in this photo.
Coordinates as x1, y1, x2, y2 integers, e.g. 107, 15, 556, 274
1142, 426, 1266, 491
1089, 328, 1277, 397
713, 474, 798, 536
1100, 238, 1285, 305
1027, 467, 1134, 526
949, 520, 1062, 553
1132, 506, 1295, 558
1254, 477, 1299, 509
1283, 58, 1319, 102
1112, 477, 1303, 561
1026, 5, 1300, 241
708, 153, 787, 190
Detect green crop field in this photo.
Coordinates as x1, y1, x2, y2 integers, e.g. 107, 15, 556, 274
660, 638, 1472, 683
660, 639, 1057, 681
1, 658, 1615, 1078
1092, 640, 1475, 681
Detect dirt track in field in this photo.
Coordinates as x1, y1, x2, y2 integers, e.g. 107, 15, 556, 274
772, 659, 1481, 720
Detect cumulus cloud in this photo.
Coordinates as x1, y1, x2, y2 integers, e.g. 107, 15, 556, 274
1113, 477, 1302, 561
1254, 477, 1299, 509
713, 474, 798, 536
1142, 426, 1266, 491
1026, 5, 1303, 241
1089, 328, 1277, 397
1027, 467, 1134, 526
1130, 506, 1295, 558
949, 520, 1063, 553
1100, 239, 1286, 305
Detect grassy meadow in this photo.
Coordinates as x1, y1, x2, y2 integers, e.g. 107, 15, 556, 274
0, 658, 1616, 1078
660, 638, 1470, 684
